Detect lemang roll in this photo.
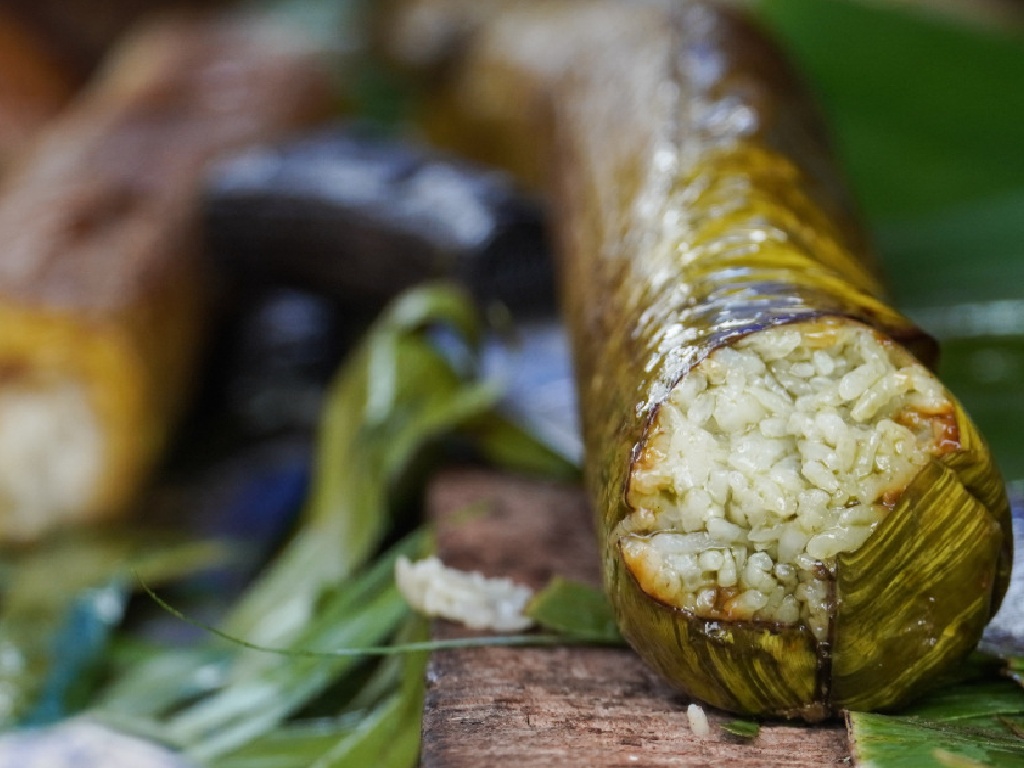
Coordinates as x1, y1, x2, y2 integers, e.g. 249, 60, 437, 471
377, 0, 1013, 719
0, 12, 332, 542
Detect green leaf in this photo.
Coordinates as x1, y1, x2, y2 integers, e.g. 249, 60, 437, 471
461, 412, 580, 481
0, 532, 226, 728
135, 582, 434, 768
756, 0, 1024, 221
92, 286, 518, 762
721, 719, 761, 740
871, 195, 1024, 482
526, 577, 623, 644
162, 530, 429, 761
875, 193, 1024, 309
848, 679, 1024, 767
20, 582, 129, 727
220, 286, 494, 650
95, 646, 232, 722
1008, 657, 1024, 686
212, 717, 364, 768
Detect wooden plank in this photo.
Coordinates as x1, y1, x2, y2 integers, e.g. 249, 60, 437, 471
422, 469, 850, 767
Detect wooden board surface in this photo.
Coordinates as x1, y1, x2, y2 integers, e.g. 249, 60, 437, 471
421, 469, 850, 767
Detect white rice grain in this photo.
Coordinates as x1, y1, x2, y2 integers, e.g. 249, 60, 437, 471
687, 703, 711, 738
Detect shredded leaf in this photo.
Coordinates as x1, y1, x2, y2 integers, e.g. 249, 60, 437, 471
83, 285, 581, 766
138, 564, 613, 660
219, 285, 496, 650
0, 533, 227, 729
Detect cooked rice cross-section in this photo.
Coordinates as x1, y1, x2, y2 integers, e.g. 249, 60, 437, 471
620, 319, 956, 641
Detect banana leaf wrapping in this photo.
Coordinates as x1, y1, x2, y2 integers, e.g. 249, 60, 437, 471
0, 12, 333, 541
379, 0, 1013, 718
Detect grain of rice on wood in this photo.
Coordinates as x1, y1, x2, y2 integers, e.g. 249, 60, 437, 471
686, 703, 711, 738
619, 318, 956, 641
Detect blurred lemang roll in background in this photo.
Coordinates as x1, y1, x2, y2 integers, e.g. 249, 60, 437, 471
0, 0, 234, 171
0, 11, 333, 542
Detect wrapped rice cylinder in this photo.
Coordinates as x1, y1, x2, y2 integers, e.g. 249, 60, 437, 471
380, 0, 1013, 718
0, 13, 332, 542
